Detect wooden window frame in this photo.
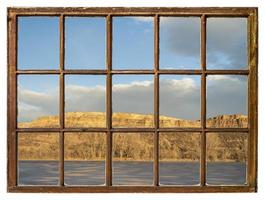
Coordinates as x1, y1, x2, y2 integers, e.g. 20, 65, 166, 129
7, 7, 258, 193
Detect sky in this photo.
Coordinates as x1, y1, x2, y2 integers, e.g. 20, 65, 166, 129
160, 17, 201, 69
17, 16, 248, 122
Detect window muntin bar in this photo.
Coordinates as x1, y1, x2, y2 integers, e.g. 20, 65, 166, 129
7, 7, 257, 193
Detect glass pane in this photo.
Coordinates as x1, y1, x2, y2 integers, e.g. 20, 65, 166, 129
160, 75, 201, 127
159, 132, 200, 185
64, 132, 106, 185
206, 75, 247, 128
113, 133, 153, 185
113, 17, 154, 69
65, 17, 106, 69
18, 132, 59, 185
160, 17, 200, 69
18, 17, 59, 69
112, 75, 154, 127
206, 133, 248, 185
18, 75, 59, 128
207, 18, 247, 69
65, 75, 106, 128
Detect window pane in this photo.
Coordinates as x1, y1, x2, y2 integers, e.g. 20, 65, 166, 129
159, 132, 200, 185
112, 75, 154, 127
160, 17, 200, 69
64, 132, 106, 185
18, 132, 59, 185
206, 75, 247, 128
206, 133, 248, 185
65, 75, 106, 127
18, 75, 59, 128
113, 17, 154, 69
18, 17, 59, 69
206, 18, 247, 69
160, 75, 201, 127
113, 133, 153, 185
65, 17, 106, 69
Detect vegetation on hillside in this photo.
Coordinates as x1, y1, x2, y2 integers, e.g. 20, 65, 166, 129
18, 112, 248, 162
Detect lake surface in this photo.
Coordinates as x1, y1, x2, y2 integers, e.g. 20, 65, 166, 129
18, 161, 246, 186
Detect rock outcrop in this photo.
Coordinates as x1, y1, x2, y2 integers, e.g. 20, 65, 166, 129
18, 112, 248, 162
18, 112, 247, 128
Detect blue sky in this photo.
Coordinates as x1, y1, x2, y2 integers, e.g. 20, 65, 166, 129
65, 17, 106, 69
17, 16, 248, 122
18, 17, 59, 69
113, 17, 154, 69
18, 75, 59, 92
65, 75, 106, 88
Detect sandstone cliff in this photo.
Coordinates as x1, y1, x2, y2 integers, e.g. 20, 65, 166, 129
18, 112, 247, 128
18, 112, 248, 162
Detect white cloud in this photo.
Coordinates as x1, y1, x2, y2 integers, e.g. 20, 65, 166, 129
113, 80, 153, 90
18, 76, 247, 122
133, 17, 154, 23
207, 75, 247, 118
18, 89, 59, 122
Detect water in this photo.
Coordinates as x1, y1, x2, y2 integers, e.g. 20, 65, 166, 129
18, 161, 246, 186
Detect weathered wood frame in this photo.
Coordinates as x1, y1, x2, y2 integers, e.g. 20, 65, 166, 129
7, 7, 258, 193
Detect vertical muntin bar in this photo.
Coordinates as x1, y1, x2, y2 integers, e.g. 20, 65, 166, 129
200, 14, 207, 187
154, 14, 160, 186
106, 14, 113, 186
59, 15, 65, 186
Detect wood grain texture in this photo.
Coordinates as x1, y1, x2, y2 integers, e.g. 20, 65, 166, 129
248, 8, 258, 191
106, 14, 113, 186
200, 15, 207, 186
7, 7, 258, 193
59, 14, 65, 186
8, 185, 256, 193
8, 7, 256, 16
153, 14, 159, 186
7, 12, 17, 189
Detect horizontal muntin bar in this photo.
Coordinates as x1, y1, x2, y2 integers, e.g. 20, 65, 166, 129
158, 128, 202, 132
16, 127, 249, 133
9, 185, 255, 193
205, 128, 249, 132
16, 128, 107, 132
15, 69, 249, 75
206, 70, 249, 75
64, 70, 108, 74
111, 70, 154, 74
16, 70, 61, 74
111, 128, 155, 132
17, 128, 60, 132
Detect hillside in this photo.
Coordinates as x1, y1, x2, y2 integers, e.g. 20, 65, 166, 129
18, 112, 247, 128
18, 112, 248, 162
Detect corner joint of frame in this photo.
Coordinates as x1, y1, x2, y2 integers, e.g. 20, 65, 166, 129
7, 186, 17, 193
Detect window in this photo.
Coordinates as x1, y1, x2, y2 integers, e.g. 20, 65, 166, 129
7, 7, 258, 193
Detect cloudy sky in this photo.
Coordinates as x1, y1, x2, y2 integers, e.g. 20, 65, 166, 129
17, 17, 247, 122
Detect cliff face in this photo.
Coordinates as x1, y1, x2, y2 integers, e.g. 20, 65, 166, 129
18, 112, 248, 162
206, 114, 247, 128
18, 112, 247, 128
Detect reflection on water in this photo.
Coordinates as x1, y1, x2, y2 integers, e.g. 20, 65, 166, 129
65, 161, 105, 185
113, 161, 153, 185
160, 162, 200, 185
18, 161, 59, 185
207, 162, 246, 185
18, 161, 246, 186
